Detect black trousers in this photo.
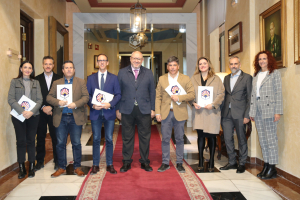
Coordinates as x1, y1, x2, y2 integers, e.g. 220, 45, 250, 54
121, 105, 151, 164
11, 115, 40, 163
36, 111, 57, 163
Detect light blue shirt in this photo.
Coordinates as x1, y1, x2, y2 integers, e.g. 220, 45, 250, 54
229, 70, 241, 108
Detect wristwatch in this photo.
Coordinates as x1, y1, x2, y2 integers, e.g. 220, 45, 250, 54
212, 104, 216, 109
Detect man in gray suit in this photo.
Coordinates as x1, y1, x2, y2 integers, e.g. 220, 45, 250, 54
220, 56, 252, 173
116, 51, 156, 173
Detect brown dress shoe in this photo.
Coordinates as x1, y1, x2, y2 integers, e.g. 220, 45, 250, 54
74, 167, 85, 177
51, 168, 66, 178
106, 165, 117, 174
90, 165, 100, 175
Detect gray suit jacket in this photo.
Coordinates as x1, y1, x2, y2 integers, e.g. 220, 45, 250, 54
221, 70, 252, 119
8, 78, 43, 116
249, 69, 283, 118
117, 65, 155, 115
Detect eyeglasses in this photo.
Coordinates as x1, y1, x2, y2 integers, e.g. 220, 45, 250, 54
97, 60, 108, 62
131, 57, 142, 61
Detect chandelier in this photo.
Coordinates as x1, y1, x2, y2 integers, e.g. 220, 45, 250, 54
129, 0, 148, 49
130, 0, 147, 33
129, 32, 148, 50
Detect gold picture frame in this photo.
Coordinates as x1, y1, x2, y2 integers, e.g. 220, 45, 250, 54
259, 0, 286, 68
94, 55, 99, 69
295, 0, 300, 64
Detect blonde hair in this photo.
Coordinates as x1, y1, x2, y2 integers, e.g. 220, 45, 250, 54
194, 57, 215, 79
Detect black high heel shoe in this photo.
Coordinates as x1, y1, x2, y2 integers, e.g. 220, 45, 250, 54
257, 163, 269, 178
262, 164, 277, 180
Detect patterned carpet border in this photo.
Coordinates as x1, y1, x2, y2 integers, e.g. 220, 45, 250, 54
156, 124, 213, 200
76, 125, 119, 200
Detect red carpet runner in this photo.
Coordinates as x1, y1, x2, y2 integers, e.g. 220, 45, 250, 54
77, 125, 212, 200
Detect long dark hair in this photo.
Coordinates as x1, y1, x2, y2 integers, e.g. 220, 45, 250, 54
15, 60, 35, 80
253, 51, 277, 77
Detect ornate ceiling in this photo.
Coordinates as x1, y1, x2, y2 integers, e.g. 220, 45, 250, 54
66, 0, 200, 13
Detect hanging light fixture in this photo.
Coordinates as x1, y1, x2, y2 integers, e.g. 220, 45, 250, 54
130, 0, 147, 33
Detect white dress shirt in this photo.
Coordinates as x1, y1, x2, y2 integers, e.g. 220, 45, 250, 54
229, 69, 241, 108
256, 71, 268, 97
44, 72, 53, 91
98, 70, 107, 89
168, 72, 179, 109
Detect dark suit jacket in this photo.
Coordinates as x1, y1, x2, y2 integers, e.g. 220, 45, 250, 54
221, 70, 252, 119
117, 65, 155, 115
86, 71, 121, 121
46, 77, 89, 127
35, 72, 62, 108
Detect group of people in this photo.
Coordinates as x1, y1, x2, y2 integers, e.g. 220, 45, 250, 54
8, 50, 282, 181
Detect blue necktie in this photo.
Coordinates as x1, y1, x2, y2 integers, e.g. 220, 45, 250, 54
101, 74, 104, 116
101, 74, 104, 90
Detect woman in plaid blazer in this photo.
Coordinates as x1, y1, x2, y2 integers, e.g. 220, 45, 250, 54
249, 51, 283, 180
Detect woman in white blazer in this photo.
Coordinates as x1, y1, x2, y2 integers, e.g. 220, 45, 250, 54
249, 51, 283, 180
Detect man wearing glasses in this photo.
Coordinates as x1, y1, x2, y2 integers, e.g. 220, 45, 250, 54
116, 51, 156, 172
86, 54, 121, 175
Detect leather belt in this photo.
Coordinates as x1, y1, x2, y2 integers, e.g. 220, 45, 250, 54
63, 113, 73, 115
170, 109, 174, 112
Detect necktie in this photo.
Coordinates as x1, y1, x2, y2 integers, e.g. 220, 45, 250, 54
101, 74, 104, 116
101, 74, 104, 90
134, 70, 138, 80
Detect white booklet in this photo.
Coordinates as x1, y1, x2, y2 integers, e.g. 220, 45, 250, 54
10, 95, 37, 122
91, 89, 114, 106
57, 84, 73, 107
197, 86, 213, 107
164, 81, 187, 105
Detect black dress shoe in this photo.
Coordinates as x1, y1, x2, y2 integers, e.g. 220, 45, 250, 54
176, 163, 185, 173
141, 163, 153, 172
28, 162, 35, 178
157, 164, 170, 172
120, 163, 131, 172
18, 162, 26, 179
90, 165, 100, 175
219, 163, 238, 170
236, 165, 245, 173
262, 165, 277, 180
106, 165, 117, 174
257, 163, 269, 178
35, 161, 44, 171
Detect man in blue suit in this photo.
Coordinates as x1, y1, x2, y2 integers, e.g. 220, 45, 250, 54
87, 54, 121, 175
116, 51, 156, 172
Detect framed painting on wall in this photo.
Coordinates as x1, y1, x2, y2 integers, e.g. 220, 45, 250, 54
94, 55, 99, 69
228, 22, 243, 56
259, 0, 286, 68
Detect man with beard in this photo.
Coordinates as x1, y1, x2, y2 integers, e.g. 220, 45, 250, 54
220, 56, 252, 173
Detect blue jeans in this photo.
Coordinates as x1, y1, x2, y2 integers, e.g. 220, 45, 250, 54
91, 115, 115, 166
56, 114, 82, 170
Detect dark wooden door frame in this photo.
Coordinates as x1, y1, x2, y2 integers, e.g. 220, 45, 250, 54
20, 11, 34, 63
49, 16, 69, 74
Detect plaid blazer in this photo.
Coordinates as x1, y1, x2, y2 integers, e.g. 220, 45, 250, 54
249, 69, 283, 119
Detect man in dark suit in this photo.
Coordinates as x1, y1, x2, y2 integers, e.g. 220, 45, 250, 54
220, 56, 252, 173
86, 54, 121, 175
116, 51, 156, 172
47, 60, 89, 178
35, 56, 62, 171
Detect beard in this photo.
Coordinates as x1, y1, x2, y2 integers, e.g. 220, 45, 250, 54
230, 68, 239, 74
